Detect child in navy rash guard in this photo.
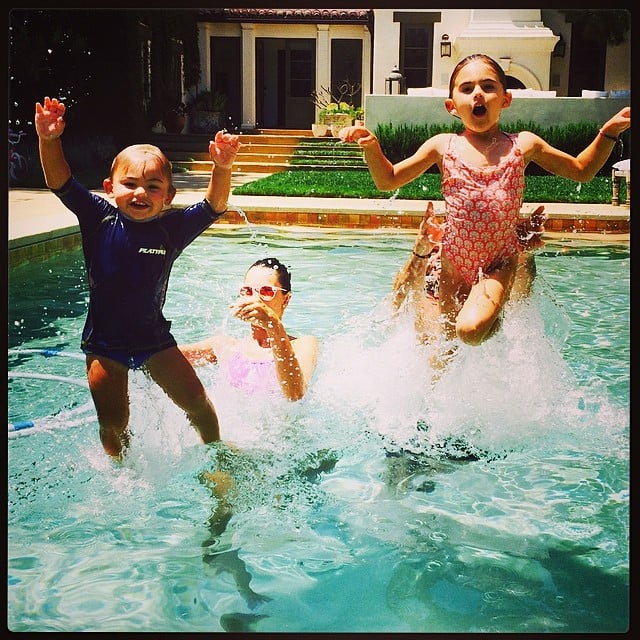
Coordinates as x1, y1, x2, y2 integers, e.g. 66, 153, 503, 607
35, 95, 241, 459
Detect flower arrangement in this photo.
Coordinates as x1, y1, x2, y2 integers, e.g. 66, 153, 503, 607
311, 81, 362, 126
320, 101, 356, 119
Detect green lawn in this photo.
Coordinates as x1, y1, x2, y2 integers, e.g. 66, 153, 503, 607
232, 169, 618, 204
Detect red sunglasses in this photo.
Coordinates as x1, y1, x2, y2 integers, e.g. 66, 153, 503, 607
239, 284, 287, 301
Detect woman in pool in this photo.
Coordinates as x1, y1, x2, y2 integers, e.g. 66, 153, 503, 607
180, 257, 318, 401
341, 53, 630, 347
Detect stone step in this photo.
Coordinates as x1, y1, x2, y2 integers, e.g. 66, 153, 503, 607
160, 128, 363, 175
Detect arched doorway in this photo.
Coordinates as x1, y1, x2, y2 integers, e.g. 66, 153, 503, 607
506, 76, 525, 89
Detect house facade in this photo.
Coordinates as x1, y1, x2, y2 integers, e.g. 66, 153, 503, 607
192, 8, 630, 131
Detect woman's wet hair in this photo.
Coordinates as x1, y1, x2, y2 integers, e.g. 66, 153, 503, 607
448, 54, 508, 98
250, 257, 292, 292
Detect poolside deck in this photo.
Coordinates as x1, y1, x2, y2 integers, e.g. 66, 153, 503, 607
8, 172, 630, 267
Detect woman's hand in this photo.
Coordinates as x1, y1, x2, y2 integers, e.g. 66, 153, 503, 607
34, 97, 66, 140
229, 298, 280, 331
413, 202, 444, 255
516, 205, 546, 250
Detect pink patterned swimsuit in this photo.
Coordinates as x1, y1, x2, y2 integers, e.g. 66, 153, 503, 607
441, 133, 525, 286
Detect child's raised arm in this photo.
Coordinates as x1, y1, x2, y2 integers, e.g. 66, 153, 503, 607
206, 130, 241, 213
35, 97, 71, 190
521, 106, 630, 182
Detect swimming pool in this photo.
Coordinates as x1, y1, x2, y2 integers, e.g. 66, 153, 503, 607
8, 227, 629, 632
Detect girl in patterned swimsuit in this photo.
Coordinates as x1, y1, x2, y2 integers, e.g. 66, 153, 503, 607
180, 258, 318, 401
340, 53, 630, 347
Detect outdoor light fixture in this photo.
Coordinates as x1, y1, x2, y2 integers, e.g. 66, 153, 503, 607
385, 65, 405, 95
498, 56, 512, 72
553, 35, 566, 58
440, 34, 451, 58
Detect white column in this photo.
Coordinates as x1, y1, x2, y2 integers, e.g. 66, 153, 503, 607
315, 25, 330, 121
241, 23, 256, 130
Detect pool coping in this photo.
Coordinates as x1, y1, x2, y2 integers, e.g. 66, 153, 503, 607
8, 184, 630, 267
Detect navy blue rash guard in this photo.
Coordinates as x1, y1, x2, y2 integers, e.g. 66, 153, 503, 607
53, 177, 224, 356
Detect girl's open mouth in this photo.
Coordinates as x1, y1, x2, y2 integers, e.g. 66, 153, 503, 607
472, 104, 487, 116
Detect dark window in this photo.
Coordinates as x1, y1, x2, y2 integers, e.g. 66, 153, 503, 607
330, 39, 363, 106
400, 24, 433, 88
290, 49, 313, 98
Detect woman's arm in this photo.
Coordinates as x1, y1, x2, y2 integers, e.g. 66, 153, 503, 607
179, 337, 219, 365
392, 202, 443, 309
266, 321, 318, 401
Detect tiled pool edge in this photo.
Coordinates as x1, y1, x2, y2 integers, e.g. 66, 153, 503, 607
9, 208, 629, 268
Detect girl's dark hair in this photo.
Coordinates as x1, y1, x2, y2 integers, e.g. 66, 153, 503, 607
250, 257, 292, 292
448, 54, 508, 98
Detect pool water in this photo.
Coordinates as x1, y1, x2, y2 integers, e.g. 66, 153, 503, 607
8, 228, 629, 632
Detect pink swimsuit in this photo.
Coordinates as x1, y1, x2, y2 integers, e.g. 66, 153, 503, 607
222, 349, 281, 395
441, 133, 525, 286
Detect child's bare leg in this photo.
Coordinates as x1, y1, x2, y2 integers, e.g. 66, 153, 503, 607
86, 354, 130, 458
146, 347, 220, 443
455, 254, 518, 346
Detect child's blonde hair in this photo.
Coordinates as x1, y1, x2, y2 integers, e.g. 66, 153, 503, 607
110, 144, 174, 185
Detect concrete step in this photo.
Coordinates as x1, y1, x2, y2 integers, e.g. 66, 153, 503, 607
161, 128, 364, 175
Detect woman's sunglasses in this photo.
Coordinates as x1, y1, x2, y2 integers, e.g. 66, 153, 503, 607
239, 284, 287, 301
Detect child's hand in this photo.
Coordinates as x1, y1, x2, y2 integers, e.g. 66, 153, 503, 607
602, 106, 631, 138
339, 125, 377, 147
516, 205, 546, 250
209, 130, 242, 169
34, 97, 66, 140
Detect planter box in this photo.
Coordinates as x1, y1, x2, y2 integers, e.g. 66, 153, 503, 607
190, 110, 224, 133
320, 113, 353, 128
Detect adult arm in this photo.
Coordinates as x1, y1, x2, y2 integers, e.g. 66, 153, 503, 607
267, 327, 319, 402
392, 202, 443, 310
179, 337, 220, 365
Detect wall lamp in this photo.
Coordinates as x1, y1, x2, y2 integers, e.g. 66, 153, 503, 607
498, 56, 512, 72
440, 34, 451, 58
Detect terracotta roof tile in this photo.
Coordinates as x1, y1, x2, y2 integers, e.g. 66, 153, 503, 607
199, 8, 370, 23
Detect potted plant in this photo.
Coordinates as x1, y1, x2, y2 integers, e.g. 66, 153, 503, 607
310, 81, 362, 134
186, 90, 227, 133
162, 101, 186, 134
311, 123, 328, 137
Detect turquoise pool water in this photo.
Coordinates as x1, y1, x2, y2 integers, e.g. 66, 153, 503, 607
8, 228, 629, 632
